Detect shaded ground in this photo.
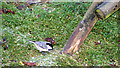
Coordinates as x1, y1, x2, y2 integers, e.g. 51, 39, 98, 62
1, 2, 119, 66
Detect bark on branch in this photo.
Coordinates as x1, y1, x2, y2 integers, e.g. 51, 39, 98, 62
63, 0, 120, 55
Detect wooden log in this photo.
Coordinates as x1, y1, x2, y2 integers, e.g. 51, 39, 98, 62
95, 0, 120, 19
63, 0, 120, 55
63, 0, 104, 55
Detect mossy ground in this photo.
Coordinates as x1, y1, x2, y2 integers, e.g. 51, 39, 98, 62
1, 2, 119, 66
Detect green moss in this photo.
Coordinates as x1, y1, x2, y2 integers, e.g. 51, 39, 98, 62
1, 2, 119, 66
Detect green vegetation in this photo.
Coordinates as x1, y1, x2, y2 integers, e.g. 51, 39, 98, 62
1, 2, 119, 66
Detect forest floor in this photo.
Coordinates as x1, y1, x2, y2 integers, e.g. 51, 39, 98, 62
1, 2, 119, 66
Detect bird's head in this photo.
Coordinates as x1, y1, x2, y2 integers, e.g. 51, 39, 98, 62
46, 43, 53, 50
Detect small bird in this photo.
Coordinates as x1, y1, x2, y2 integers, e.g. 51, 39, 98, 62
28, 41, 53, 52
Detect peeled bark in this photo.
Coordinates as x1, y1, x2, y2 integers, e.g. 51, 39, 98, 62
63, 0, 120, 55
63, 1, 102, 55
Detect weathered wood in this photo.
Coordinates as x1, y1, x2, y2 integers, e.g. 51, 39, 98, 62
63, 0, 120, 55
95, 0, 120, 19
63, 0, 104, 55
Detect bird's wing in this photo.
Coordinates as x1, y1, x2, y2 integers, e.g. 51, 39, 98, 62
38, 44, 46, 49
36, 41, 48, 49
28, 41, 50, 51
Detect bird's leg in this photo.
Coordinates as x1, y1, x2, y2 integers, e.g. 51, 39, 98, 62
41, 51, 47, 55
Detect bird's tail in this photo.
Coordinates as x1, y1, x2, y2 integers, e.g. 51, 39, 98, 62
27, 40, 35, 44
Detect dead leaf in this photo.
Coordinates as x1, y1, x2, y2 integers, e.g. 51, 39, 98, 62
45, 37, 55, 44
23, 62, 36, 66
94, 41, 101, 45
0, 41, 2, 45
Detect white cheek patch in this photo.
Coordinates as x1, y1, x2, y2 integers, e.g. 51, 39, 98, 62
46, 45, 52, 49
